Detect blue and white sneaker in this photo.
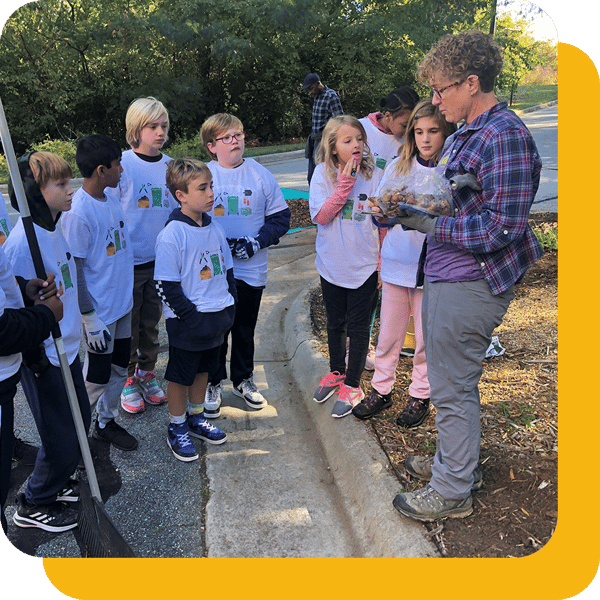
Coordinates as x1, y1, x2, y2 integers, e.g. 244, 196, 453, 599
167, 422, 199, 462
187, 413, 228, 445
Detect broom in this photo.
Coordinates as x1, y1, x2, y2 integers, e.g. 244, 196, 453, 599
0, 96, 135, 557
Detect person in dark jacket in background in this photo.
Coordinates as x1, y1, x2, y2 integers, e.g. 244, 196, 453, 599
302, 73, 344, 184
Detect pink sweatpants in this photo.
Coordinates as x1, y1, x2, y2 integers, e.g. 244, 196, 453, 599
371, 281, 429, 399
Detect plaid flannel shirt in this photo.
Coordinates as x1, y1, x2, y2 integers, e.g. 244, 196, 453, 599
311, 86, 343, 134
429, 102, 543, 295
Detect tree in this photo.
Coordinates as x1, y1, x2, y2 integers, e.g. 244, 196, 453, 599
0, 0, 497, 152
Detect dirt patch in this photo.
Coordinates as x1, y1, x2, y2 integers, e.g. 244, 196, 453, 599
309, 215, 558, 558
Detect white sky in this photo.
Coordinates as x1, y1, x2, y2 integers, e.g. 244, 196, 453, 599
498, 0, 558, 41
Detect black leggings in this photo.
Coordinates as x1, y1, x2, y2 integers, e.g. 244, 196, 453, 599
320, 271, 378, 388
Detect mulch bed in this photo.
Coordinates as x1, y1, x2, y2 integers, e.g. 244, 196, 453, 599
305, 205, 558, 558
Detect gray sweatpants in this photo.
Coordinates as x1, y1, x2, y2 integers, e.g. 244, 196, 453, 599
423, 278, 514, 499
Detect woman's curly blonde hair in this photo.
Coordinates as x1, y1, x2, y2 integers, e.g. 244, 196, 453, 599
418, 30, 503, 93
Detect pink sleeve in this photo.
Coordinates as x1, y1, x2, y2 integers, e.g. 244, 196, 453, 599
313, 173, 355, 225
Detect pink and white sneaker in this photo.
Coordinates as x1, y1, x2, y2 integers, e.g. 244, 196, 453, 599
120, 377, 145, 413
136, 368, 167, 406
331, 383, 364, 418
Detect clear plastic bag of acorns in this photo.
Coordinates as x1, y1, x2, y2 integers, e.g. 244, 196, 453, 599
373, 170, 454, 217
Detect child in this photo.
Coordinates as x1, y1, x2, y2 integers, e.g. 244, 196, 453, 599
199, 114, 290, 417
155, 158, 233, 461
0, 244, 62, 533
4, 151, 92, 532
118, 97, 172, 414
309, 115, 382, 418
352, 99, 456, 426
61, 135, 138, 451
358, 87, 420, 371
359, 87, 420, 172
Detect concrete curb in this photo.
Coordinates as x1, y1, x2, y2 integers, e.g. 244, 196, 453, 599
283, 278, 438, 557
252, 149, 305, 166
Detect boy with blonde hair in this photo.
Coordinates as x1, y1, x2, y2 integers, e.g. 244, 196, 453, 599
118, 96, 172, 414
4, 151, 89, 532
155, 158, 233, 461
200, 114, 290, 417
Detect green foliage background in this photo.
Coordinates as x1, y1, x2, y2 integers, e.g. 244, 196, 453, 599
0, 0, 557, 154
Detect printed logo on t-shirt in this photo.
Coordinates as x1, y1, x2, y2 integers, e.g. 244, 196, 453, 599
136, 184, 170, 209
0, 218, 9, 244
59, 257, 74, 291
105, 221, 127, 256
375, 157, 387, 170
213, 190, 253, 217
199, 248, 227, 280
339, 194, 368, 222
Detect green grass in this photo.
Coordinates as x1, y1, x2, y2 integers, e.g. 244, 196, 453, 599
497, 84, 558, 112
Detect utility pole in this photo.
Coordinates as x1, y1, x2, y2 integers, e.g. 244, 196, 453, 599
489, 0, 497, 36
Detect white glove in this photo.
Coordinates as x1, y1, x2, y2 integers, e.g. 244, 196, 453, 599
81, 310, 111, 353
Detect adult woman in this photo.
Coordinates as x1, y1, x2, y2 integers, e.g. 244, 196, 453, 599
389, 30, 543, 522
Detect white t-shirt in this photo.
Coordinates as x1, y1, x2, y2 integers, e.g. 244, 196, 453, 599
378, 157, 429, 288
359, 116, 404, 173
3, 220, 81, 365
0, 245, 24, 380
61, 188, 133, 324
309, 163, 382, 289
0, 193, 12, 245
154, 217, 234, 318
118, 149, 173, 265
207, 158, 288, 287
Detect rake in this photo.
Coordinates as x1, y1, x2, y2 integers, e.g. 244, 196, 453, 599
0, 96, 135, 557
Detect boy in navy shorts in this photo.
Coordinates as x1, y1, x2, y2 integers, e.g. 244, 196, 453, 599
155, 158, 235, 461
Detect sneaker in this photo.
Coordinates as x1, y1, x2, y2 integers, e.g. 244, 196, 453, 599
364, 345, 376, 371
56, 478, 80, 503
136, 368, 167, 406
396, 397, 431, 428
392, 484, 473, 522
13, 493, 78, 532
167, 422, 199, 462
204, 383, 223, 418
313, 371, 345, 403
404, 455, 483, 492
352, 388, 392, 420
345, 340, 376, 371
331, 383, 364, 418
187, 413, 228, 445
12, 435, 37, 466
92, 419, 138, 451
120, 377, 145, 413
233, 376, 267, 410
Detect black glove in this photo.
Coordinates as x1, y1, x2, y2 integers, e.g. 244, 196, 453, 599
397, 212, 438, 235
233, 236, 260, 260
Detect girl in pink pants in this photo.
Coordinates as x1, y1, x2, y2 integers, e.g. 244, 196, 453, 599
352, 99, 456, 427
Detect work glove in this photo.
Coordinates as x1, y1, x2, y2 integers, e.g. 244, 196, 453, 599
397, 212, 438, 236
226, 238, 238, 253
233, 236, 261, 260
81, 310, 111, 353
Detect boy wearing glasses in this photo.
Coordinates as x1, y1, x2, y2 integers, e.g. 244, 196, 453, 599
200, 113, 290, 418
